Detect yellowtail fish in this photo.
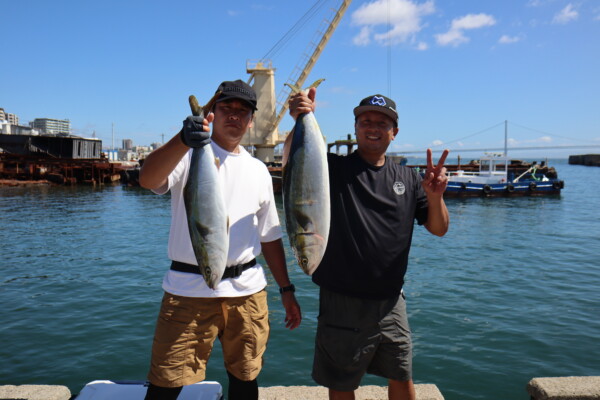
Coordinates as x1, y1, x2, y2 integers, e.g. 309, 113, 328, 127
283, 79, 330, 275
183, 93, 229, 289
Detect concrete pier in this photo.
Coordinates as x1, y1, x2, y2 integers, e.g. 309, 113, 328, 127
0, 385, 71, 400
258, 384, 444, 399
0, 383, 444, 400
527, 376, 600, 400
4, 378, 600, 399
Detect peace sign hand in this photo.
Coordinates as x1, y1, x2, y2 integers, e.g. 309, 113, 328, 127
422, 148, 449, 197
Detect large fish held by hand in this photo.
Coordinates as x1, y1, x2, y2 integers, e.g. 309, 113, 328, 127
183, 93, 229, 289
283, 80, 330, 275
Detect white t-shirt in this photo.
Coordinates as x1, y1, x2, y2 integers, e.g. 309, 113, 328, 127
153, 142, 282, 298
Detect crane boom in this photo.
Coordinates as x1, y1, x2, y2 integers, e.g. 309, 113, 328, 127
271, 0, 352, 133
244, 0, 352, 163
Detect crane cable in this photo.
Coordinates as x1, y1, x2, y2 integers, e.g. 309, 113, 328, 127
261, 0, 330, 62
509, 121, 591, 143
387, 0, 392, 98
430, 121, 507, 148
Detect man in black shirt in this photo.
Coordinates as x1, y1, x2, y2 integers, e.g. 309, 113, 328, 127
288, 88, 449, 400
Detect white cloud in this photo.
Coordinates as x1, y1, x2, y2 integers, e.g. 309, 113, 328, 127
526, 0, 544, 7
351, 0, 435, 47
432, 139, 444, 146
451, 14, 496, 30
436, 29, 468, 46
553, 3, 579, 24
498, 34, 521, 44
387, 142, 416, 153
509, 136, 554, 145
435, 13, 496, 47
353, 26, 373, 46
417, 42, 429, 50
227, 10, 240, 17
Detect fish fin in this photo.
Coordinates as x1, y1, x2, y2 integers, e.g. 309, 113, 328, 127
293, 209, 314, 233
189, 95, 202, 117
204, 91, 222, 114
188, 91, 222, 117
306, 78, 325, 89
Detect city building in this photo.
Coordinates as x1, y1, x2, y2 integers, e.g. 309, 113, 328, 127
0, 107, 19, 125
104, 149, 119, 161
8, 113, 19, 125
122, 138, 133, 150
32, 118, 71, 135
0, 122, 38, 135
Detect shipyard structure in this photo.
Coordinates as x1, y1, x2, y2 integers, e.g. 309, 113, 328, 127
0, 108, 137, 186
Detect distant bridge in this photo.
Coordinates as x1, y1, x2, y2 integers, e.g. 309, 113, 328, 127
392, 144, 600, 155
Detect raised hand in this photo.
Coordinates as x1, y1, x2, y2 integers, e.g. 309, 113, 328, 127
180, 114, 213, 148
288, 87, 316, 120
422, 148, 449, 197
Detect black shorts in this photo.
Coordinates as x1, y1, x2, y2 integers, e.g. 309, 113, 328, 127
312, 287, 412, 391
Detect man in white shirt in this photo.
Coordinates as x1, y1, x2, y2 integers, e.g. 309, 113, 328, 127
140, 80, 301, 400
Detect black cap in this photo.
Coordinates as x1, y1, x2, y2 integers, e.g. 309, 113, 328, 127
353, 94, 398, 123
215, 80, 258, 111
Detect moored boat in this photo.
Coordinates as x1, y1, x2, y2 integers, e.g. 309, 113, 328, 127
443, 154, 564, 197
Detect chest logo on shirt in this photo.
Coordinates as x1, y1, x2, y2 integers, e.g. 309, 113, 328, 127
393, 181, 406, 195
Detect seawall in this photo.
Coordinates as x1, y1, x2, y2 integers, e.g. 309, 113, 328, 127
568, 154, 600, 166
2, 377, 600, 399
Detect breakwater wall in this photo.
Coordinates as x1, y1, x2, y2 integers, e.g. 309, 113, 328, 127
568, 154, 600, 166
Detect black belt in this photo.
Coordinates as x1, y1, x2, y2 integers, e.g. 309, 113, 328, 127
170, 258, 257, 279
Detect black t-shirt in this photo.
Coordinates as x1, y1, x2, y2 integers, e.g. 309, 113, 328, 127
312, 152, 429, 299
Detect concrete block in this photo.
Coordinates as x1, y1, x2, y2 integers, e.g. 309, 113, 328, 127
527, 376, 600, 400
0, 385, 71, 400
258, 384, 444, 399
568, 154, 600, 166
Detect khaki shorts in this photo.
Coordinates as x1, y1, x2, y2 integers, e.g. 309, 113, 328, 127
147, 290, 269, 387
312, 287, 412, 391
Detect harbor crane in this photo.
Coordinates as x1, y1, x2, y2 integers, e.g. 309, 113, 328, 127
242, 0, 352, 163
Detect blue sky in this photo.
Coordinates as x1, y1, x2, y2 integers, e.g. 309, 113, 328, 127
2, 0, 599, 159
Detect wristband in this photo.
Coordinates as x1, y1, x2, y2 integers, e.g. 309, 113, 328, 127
279, 284, 295, 294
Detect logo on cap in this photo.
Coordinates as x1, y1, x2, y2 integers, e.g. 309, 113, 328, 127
370, 96, 387, 107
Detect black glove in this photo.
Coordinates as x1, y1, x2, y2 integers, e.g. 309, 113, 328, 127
180, 115, 211, 148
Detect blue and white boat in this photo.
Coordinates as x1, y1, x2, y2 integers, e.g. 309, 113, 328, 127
444, 154, 564, 197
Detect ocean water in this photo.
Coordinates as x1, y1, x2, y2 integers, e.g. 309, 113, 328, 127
0, 159, 599, 399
